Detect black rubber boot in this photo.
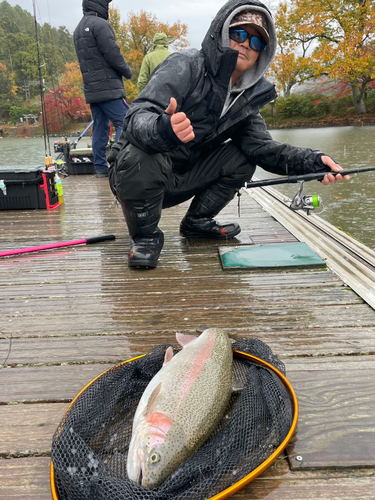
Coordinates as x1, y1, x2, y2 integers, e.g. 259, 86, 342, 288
180, 183, 241, 239
120, 193, 164, 269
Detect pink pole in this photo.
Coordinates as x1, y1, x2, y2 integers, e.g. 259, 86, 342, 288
0, 235, 115, 258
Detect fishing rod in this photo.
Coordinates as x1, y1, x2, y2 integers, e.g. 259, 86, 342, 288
245, 166, 375, 215
32, 0, 52, 161
0, 235, 116, 258
70, 120, 94, 147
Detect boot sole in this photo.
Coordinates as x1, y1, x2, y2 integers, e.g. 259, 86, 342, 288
180, 227, 241, 239
128, 262, 157, 269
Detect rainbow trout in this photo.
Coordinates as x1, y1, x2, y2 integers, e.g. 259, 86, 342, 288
127, 328, 234, 488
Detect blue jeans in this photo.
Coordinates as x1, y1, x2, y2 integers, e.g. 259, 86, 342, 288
90, 99, 128, 174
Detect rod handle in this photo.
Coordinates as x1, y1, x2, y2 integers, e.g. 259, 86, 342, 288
86, 235, 116, 244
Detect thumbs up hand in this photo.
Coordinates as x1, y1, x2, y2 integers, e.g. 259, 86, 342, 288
165, 97, 195, 143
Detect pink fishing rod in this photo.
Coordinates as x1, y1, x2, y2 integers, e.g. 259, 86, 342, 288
0, 235, 116, 258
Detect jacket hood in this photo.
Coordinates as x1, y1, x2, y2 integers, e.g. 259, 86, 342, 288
82, 0, 112, 20
201, 0, 276, 90
153, 33, 169, 49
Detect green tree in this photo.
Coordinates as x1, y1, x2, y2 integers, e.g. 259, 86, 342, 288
0, 1, 77, 121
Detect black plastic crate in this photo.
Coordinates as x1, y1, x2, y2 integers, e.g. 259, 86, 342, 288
0, 166, 59, 210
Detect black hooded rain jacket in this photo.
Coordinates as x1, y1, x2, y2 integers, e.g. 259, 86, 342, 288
74, 0, 132, 104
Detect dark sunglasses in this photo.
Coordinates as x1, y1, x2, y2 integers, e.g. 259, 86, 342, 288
229, 28, 266, 52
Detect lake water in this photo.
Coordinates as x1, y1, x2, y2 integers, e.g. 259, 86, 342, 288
1, 127, 375, 250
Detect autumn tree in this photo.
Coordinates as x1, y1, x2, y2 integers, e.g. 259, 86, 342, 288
42, 62, 90, 133
109, 8, 189, 102
273, 0, 375, 113
269, 1, 318, 96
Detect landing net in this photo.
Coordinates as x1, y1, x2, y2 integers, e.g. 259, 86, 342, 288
51, 337, 296, 500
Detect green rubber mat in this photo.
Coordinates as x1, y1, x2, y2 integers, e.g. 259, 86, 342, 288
219, 242, 326, 271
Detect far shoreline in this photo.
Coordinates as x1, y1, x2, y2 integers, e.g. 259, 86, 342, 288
2, 116, 375, 138
267, 116, 375, 130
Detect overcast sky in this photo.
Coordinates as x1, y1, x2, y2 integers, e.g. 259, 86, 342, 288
7, 0, 276, 50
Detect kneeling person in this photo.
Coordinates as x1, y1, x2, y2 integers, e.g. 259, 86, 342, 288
109, 0, 349, 269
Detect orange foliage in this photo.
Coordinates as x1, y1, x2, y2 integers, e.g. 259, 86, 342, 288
109, 8, 189, 102
272, 0, 375, 112
58, 62, 90, 115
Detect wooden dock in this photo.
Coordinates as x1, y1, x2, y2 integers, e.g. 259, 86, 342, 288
1, 175, 374, 499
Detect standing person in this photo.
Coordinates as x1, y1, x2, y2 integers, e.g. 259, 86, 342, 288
137, 33, 171, 94
74, 0, 132, 178
108, 0, 349, 269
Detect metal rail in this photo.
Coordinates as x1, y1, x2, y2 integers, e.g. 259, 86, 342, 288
244, 182, 375, 310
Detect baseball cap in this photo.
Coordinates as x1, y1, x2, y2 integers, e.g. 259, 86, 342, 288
229, 10, 270, 45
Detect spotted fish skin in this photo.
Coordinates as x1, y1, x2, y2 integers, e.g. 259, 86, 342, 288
126, 328, 233, 488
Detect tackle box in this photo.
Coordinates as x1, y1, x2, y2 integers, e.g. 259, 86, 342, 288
0, 166, 59, 210
67, 147, 95, 175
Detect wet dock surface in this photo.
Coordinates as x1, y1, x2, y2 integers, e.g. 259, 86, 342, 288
1, 175, 374, 499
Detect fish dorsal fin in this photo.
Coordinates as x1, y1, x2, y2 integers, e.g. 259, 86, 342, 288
176, 332, 197, 348
146, 382, 162, 413
163, 346, 174, 366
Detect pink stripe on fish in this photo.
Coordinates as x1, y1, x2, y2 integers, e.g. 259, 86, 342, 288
179, 329, 216, 401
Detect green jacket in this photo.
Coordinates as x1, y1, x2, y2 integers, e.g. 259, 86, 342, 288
137, 33, 171, 94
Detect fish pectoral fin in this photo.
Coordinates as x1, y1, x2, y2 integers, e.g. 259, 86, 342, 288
176, 332, 198, 347
146, 382, 162, 413
163, 346, 174, 366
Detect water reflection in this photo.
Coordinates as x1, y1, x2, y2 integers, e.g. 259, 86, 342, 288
1, 128, 375, 249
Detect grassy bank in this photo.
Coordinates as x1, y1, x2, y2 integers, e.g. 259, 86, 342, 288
0, 122, 91, 138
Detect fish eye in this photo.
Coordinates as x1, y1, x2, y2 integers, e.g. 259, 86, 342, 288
149, 452, 161, 464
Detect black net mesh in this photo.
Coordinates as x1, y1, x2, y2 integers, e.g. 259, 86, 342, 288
51, 338, 294, 500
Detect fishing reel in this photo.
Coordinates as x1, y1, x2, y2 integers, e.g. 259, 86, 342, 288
285, 181, 322, 215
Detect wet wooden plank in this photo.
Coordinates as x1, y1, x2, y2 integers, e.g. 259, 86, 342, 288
1, 283, 358, 310
0, 364, 113, 403
285, 356, 375, 469
1, 326, 375, 370
0, 272, 346, 301
1, 303, 374, 340
233, 474, 375, 499
0, 403, 68, 458
0, 457, 52, 500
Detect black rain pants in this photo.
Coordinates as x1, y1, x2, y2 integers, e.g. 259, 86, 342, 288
112, 140, 256, 208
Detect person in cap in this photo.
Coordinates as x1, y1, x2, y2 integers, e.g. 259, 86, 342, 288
74, 0, 132, 178
137, 33, 172, 94
108, 0, 349, 269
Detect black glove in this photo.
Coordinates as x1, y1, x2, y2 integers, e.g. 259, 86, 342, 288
314, 154, 334, 182
107, 144, 120, 165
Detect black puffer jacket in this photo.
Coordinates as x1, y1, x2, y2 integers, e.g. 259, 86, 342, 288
74, 0, 132, 104
117, 0, 329, 177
